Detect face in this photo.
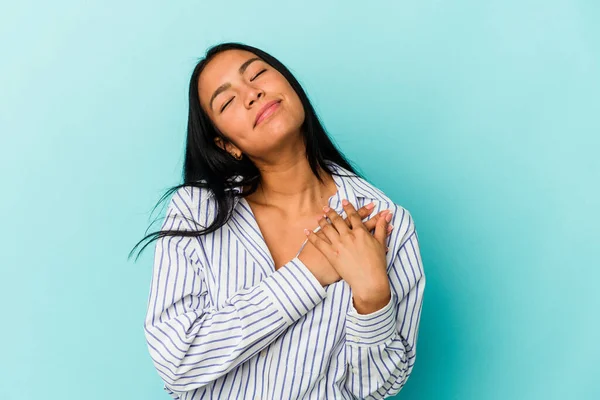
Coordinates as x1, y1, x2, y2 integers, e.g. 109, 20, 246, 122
198, 49, 305, 159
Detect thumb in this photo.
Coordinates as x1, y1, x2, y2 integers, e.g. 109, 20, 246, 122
374, 210, 392, 246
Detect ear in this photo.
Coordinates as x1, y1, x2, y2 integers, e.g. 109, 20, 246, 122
214, 137, 241, 155
214, 136, 226, 151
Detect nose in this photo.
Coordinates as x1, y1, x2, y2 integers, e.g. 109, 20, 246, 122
246, 88, 264, 108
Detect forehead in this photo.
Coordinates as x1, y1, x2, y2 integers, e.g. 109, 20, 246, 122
198, 50, 261, 104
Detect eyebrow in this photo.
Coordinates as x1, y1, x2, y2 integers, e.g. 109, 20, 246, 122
208, 57, 262, 111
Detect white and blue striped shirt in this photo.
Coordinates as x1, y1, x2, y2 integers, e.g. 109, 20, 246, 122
144, 161, 426, 399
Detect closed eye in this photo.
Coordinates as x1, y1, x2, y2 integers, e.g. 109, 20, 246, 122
220, 69, 268, 112
220, 98, 233, 112
251, 69, 266, 80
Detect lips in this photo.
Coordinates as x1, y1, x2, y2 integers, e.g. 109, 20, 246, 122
254, 100, 281, 127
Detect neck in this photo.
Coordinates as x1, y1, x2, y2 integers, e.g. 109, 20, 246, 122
244, 157, 336, 217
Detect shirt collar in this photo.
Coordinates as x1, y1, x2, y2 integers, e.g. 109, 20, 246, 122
228, 160, 365, 209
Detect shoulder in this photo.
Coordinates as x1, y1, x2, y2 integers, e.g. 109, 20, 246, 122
162, 185, 218, 232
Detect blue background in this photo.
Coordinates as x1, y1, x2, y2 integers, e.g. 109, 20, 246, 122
1, 1, 598, 399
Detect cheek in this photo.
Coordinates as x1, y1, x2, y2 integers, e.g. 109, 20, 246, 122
296, 100, 306, 121
214, 111, 249, 141
288, 96, 305, 123
283, 88, 304, 120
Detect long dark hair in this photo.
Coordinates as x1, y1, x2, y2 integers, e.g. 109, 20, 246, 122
128, 41, 362, 261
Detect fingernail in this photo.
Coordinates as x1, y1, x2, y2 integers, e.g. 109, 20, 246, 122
387, 224, 393, 231
342, 199, 349, 206
385, 213, 393, 222
365, 202, 375, 210
304, 228, 310, 235
323, 206, 330, 212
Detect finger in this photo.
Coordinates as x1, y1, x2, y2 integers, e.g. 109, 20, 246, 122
363, 209, 389, 231
315, 228, 332, 245
324, 207, 349, 237
355, 202, 375, 222
363, 211, 394, 236
309, 225, 332, 244
363, 213, 380, 231
342, 203, 374, 228
324, 203, 375, 229
374, 210, 392, 246
317, 214, 331, 231
304, 227, 332, 259
322, 205, 350, 229
341, 199, 364, 231
317, 213, 342, 244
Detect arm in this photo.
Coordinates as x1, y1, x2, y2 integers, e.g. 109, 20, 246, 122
144, 187, 328, 393
345, 208, 426, 399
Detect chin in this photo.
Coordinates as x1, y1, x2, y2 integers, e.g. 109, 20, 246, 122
268, 122, 304, 141
257, 113, 291, 133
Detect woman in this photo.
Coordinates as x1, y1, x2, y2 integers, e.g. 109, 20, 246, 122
132, 42, 426, 399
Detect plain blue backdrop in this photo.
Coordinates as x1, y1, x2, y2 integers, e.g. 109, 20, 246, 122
1, 1, 598, 399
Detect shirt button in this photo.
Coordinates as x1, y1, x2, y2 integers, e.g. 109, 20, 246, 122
352, 336, 360, 343
260, 349, 267, 357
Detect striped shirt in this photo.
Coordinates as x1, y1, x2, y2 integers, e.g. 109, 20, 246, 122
144, 161, 426, 399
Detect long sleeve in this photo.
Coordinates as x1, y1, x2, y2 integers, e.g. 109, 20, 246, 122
143, 187, 328, 394
345, 207, 426, 399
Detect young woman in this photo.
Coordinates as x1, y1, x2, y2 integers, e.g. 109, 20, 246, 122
132, 42, 426, 399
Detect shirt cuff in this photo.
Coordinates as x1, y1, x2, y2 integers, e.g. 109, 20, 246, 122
260, 256, 327, 325
346, 292, 397, 347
